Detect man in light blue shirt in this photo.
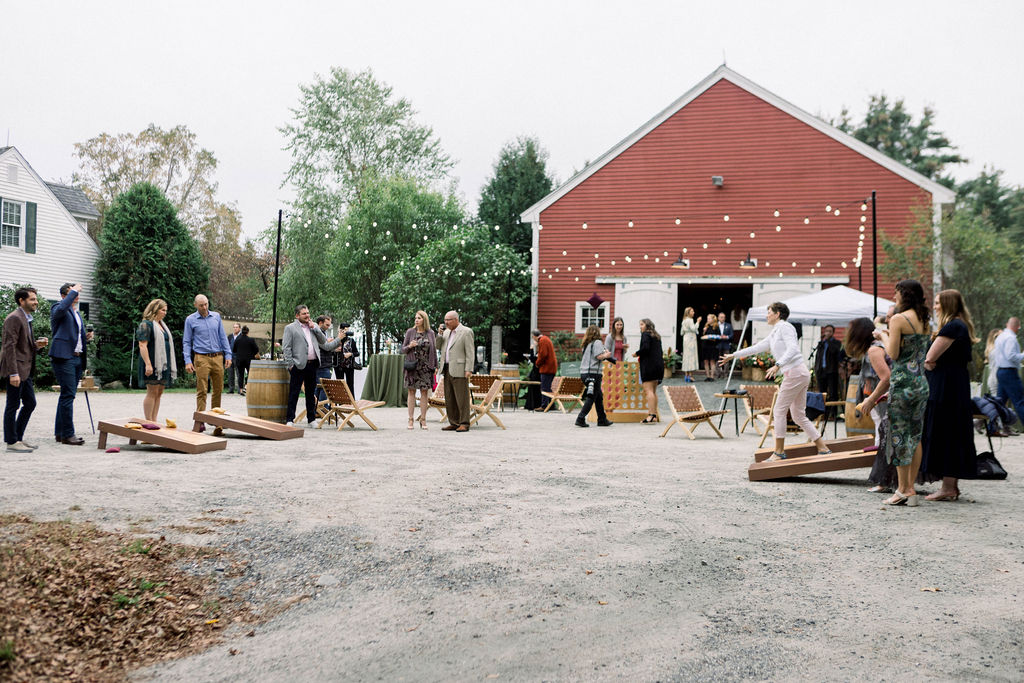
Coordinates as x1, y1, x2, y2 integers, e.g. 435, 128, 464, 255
993, 317, 1024, 426
183, 294, 233, 433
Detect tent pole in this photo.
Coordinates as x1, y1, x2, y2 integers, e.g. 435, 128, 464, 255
720, 318, 750, 412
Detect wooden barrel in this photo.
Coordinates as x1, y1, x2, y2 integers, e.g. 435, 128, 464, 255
844, 374, 876, 437
246, 360, 290, 423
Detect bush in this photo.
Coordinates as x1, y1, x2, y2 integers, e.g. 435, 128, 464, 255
549, 330, 581, 363
93, 183, 209, 385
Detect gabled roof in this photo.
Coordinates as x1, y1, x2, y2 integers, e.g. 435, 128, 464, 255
521, 66, 956, 223
45, 182, 100, 219
0, 146, 100, 254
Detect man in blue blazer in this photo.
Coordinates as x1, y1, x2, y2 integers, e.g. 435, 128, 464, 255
50, 283, 92, 445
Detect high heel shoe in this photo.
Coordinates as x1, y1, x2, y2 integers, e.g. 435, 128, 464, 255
641, 414, 659, 424
418, 417, 428, 430
407, 418, 415, 430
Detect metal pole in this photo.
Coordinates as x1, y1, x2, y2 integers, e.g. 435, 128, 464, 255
871, 190, 878, 318
270, 209, 283, 351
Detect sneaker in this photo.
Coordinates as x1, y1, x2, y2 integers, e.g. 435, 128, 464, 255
286, 421, 294, 427
20, 440, 39, 449
5, 442, 33, 453
684, 376, 694, 383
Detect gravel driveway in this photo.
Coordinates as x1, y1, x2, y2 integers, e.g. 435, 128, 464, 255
2, 388, 1021, 681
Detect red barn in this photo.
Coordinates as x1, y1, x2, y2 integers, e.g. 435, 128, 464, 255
520, 66, 954, 354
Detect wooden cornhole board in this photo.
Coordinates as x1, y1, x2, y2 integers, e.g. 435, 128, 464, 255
193, 410, 304, 440
748, 435, 874, 481
98, 417, 227, 454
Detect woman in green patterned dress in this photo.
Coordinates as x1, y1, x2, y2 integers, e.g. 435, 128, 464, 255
874, 280, 930, 506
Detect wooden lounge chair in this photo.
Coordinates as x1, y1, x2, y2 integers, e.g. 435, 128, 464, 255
542, 376, 585, 413
470, 374, 501, 407
740, 384, 778, 435
427, 382, 448, 422
317, 379, 386, 431
492, 367, 520, 410
757, 391, 829, 448
659, 385, 729, 440
469, 379, 507, 429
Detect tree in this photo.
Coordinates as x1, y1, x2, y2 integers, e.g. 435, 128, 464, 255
267, 67, 455, 338
835, 95, 965, 185
477, 136, 556, 254
323, 175, 466, 351
72, 124, 219, 237
73, 124, 264, 317
956, 167, 1024, 241
280, 67, 453, 208
93, 183, 209, 384
379, 224, 531, 350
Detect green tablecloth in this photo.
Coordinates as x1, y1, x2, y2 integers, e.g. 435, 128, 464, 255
361, 354, 407, 407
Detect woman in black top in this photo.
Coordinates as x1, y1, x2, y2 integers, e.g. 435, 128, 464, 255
922, 289, 980, 501
633, 318, 665, 423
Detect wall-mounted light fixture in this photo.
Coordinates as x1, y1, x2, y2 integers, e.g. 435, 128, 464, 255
711, 175, 724, 187
671, 253, 690, 269
739, 253, 757, 269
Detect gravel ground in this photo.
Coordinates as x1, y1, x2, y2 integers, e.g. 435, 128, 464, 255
1, 384, 1022, 682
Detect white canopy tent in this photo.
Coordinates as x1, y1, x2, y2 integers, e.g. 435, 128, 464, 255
746, 285, 895, 326
723, 286, 896, 392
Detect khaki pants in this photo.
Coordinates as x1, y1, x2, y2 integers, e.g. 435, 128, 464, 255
194, 353, 225, 413
443, 371, 471, 427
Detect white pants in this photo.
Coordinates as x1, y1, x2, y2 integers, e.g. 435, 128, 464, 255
773, 364, 820, 441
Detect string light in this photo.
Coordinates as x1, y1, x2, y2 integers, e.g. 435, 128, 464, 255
776, 225, 782, 232
834, 209, 840, 216
825, 205, 832, 212
582, 222, 588, 230
725, 238, 732, 244
562, 250, 567, 255
723, 215, 730, 221
675, 218, 681, 225
861, 216, 867, 223
774, 210, 780, 217
861, 203, 868, 211
702, 243, 708, 249
803, 217, 810, 224
712, 259, 717, 265
749, 232, 755, 238
627, 220, 634, 228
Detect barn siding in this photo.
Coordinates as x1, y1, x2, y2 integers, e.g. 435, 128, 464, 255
535, 79, 935, 335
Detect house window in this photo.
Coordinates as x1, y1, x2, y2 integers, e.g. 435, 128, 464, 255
575, 301, 609, 334
1, 199, 22, 248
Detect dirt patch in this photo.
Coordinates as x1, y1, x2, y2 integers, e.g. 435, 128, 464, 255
0, 514, 255, 681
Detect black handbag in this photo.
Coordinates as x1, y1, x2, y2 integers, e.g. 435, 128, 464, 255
403, 355, 417, 371
975, 451, 1008, 480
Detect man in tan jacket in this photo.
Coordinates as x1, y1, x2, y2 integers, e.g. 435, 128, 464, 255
436, 310, 475, 432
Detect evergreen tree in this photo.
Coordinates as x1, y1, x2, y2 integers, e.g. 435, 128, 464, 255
477, 137, 556, 254
93, 183, 209, 384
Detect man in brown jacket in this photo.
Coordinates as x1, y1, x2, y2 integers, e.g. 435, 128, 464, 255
532, 329, 558, 411
1, 287, 48, 452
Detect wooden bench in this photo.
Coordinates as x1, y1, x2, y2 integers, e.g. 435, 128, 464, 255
98, 417, 227, 454
193, 410, 304, 440
748, 435, 875, 481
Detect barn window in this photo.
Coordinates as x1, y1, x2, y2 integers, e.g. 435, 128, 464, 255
575, 301, 609, 334
1, 199, 23, 248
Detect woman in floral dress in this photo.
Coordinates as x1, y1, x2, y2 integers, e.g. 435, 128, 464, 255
402, 310, 437, 429
875, 280, 931, 506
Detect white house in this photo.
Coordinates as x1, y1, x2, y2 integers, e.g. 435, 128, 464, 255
0, 146, 101, 318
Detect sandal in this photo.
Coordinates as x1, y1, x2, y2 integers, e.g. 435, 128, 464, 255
407, 418, 415, 430
641, 414, 659, 424
817, 449, 833, 455
768, 452, 787, 461
418, 417, 428, 430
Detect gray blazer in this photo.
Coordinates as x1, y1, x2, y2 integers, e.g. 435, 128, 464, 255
282, 320, 341, 370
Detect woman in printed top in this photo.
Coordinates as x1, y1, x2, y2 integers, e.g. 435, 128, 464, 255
720, 302, 832, 461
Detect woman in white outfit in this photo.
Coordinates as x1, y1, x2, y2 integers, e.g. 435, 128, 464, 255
720, 302, 831, 461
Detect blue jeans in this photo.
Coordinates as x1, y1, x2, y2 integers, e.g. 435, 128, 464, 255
540, 373, 554, 409
53, 355, 83, 438
4, 377, 36, 444
996, 368, 1024, 426
315, 366, 334, 402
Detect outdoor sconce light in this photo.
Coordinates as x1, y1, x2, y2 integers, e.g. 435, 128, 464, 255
739, 253, 757, 269
711, 175, 724, 186
671, 253, 690, 269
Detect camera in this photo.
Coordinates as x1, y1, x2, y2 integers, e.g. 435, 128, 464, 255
345, 330, 354, 337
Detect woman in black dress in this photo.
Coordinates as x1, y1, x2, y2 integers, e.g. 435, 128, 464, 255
633, 318, 664, 423
922, 289, 980, 501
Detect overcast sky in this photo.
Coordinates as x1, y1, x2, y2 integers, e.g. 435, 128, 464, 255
4, 1, 1022, 240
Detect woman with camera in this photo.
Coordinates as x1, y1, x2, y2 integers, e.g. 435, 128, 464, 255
575, 325, 614, 428
136, 298, 177, 421
402, 310, 437, 430
336, 322, 359, 396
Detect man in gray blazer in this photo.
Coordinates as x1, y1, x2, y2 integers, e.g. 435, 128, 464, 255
282, 304, 341, 426
436, 310, 475, 432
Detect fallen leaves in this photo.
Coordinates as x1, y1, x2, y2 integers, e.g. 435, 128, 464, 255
0, 514, 256, 681
921, 587, 942, 592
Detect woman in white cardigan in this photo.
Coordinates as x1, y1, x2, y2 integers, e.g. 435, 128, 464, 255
720, 302, 831, 461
